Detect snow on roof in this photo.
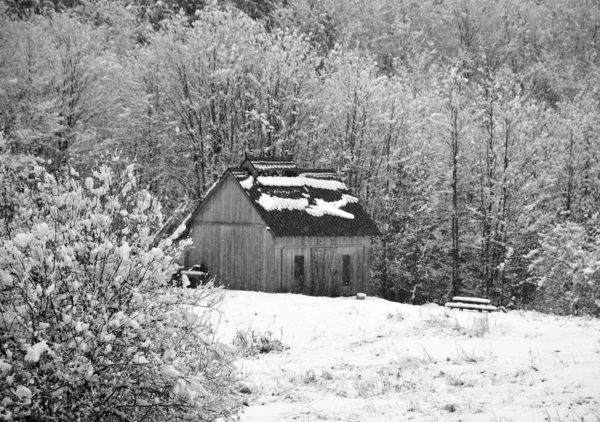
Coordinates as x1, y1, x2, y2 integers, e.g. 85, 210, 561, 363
306, 195, 358, 219
170, 213, 192, 240
341, 194, 359, 204
300, 175, 348, 190
251, 161, 299, 171
203, 180, 219, 199
257, 192, 358, 219
258, 194, 309, 211
226, 167, 380, 237
239, 176, 254, 190
257, 175, 347, 190
299, 171, 339, 179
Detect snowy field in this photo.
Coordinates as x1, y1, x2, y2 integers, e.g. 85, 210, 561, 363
213, 291, 600, 422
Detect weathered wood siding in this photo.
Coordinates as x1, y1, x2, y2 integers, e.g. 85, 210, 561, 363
277, 236, 372, 296
197, 174, 264, 225
187, 174, 279, 291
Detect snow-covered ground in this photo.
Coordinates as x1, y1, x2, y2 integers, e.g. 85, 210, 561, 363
213, 291, 600, 422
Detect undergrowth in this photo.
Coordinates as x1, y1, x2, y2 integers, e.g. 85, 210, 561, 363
423, 311, 491, 337
233, 329, 289, 357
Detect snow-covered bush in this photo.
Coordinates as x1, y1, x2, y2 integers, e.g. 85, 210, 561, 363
0, 155, 242, 421
527, 219, 600, 316
232, 329, 288, 357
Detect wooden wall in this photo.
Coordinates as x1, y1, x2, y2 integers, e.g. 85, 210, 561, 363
196, 174, 265, 225
187, 174, 279, 291
277, 236, 372, 296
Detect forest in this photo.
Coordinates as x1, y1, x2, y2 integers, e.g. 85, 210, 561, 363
2, 0, 600, 316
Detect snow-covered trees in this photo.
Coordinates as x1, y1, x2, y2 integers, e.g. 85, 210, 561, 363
528, 218, 600, 316
0, 155, 242, 421
130, 9, 318, 201
0, 13, 125, 168
2, 0, 600, 315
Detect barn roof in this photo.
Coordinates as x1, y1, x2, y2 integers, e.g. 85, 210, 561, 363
222, 164, 381, 237
172, 157, 380, 240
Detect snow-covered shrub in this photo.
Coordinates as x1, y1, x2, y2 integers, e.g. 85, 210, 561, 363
421, 311, 490, 337
422, 311, 462, 334
0, 155, 242, 421
469, 315, 490, 337
386, 310, 404, 321
302, 369, 317, 384
232, 329, 288, 357
527, 220, 600, 316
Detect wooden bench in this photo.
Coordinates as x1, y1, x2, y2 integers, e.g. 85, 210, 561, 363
445, 296, 497, 312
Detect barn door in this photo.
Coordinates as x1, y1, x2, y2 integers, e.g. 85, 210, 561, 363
311, 248, 333, 296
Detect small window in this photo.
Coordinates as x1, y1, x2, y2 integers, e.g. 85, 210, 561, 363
342, 255, 351, 286
294, 255, 305, 290
183, 249, 191, 270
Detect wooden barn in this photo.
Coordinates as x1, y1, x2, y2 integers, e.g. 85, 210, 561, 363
178, 155, 380, 297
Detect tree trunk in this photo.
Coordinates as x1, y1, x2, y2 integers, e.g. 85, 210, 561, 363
451, 102, 460, 298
